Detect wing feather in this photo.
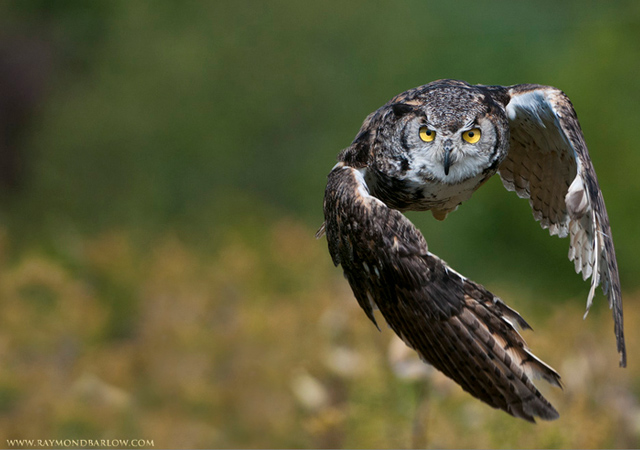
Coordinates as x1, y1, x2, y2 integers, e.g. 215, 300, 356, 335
322, 163, 561, 422
499, 85, 626, 367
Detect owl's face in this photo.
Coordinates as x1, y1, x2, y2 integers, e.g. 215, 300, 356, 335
398, 112, 498, 185
372, 83, 509, 187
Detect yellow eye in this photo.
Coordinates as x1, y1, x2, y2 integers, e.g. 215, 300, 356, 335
419, 127, 435, 142
462, 128, 481, 144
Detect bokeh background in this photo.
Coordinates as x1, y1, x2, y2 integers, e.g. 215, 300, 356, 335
0, 1, 639, 448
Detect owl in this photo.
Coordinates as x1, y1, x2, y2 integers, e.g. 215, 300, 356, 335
319, 79, 626, 422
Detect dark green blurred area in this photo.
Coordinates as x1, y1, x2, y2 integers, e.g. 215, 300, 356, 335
0, 1, 639, 447
1, 0, 639, 303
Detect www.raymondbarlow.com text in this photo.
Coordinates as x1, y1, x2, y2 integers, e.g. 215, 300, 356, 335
7, 439, 154, 448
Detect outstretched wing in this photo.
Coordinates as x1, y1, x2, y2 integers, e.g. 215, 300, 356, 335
322, 162, 562, 422
497, 84, 626, 367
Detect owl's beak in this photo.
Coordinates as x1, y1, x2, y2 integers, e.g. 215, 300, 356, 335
443, 140, 453, 176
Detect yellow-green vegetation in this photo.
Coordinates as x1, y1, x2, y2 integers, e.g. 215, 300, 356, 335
0, 220, 637, 448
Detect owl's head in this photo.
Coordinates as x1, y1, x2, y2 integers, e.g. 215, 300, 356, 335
370, 80, 509, 186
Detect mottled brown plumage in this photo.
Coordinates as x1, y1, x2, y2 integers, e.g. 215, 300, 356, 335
320, 79, 625, 422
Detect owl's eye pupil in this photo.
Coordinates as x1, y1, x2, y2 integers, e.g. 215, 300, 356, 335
468, 131, 475, 137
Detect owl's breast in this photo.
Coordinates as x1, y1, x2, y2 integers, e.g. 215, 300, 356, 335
366, 167, 493, 216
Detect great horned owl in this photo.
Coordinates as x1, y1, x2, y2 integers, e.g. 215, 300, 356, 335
319, 79, 626, 422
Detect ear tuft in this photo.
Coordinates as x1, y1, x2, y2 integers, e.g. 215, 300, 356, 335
390, 103, 415, 118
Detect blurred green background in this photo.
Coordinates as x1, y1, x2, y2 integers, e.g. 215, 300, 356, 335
0, 0, 638, 448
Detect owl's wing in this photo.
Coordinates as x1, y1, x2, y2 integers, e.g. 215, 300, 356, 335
496, 84, 626, 367
322, 162, 562, 422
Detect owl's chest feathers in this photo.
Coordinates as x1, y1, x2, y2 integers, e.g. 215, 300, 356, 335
366, 165, 493, 213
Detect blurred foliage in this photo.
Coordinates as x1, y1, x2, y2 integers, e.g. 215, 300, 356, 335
0, 0, 638, 448
0, 223, 638, 448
